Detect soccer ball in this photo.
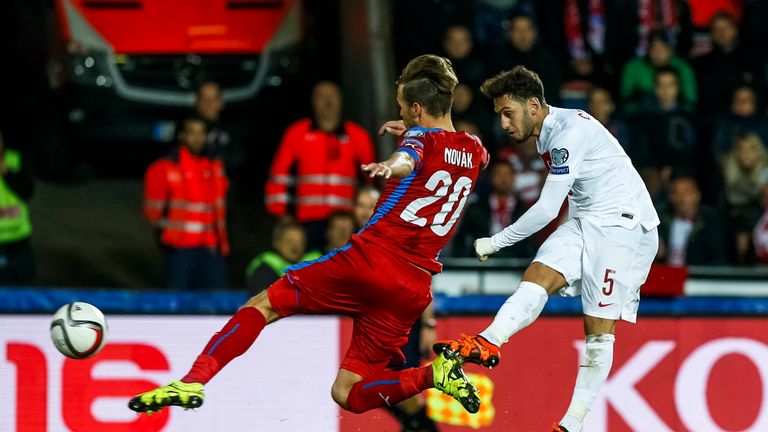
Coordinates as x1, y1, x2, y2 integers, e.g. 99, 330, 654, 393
50, 302, 108, 359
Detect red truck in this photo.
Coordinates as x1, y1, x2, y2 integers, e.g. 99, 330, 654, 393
52, 0, 303, 170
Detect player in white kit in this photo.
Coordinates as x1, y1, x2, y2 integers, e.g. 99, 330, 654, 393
434, 66, 659, 432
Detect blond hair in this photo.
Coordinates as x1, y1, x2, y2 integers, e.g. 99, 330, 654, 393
722, 133, 768, 206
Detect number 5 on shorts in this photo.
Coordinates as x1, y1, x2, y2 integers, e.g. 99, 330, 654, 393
602, 269, 616, 296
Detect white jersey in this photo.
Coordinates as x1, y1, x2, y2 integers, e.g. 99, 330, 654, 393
537, 106, 659, 230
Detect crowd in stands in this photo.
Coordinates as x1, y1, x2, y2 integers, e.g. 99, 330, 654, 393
390, 0, 768, 267
31, 0, 763, 291
153, 0, 768, 293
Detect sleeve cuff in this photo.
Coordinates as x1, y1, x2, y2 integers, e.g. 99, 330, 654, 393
398, 147, 421, 165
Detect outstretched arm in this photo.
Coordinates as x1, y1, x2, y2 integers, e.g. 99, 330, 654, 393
361, 151, 416, 179
475, 178, 572, 261
362, 120, 417, 179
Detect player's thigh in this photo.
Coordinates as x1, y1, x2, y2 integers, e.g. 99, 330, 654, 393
340, 318, 405, 379
632, 227, 659, 288
273, 244, 373, 317
580, 221, 652, 323
341, 286, 430, 378
532, 219, 584, 293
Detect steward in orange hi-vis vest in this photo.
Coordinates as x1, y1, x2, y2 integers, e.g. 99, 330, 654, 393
145, 145, 229, 254
265, 82, 375, 223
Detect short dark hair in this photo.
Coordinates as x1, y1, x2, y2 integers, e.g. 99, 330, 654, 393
669, 167, 697, 183
588, 85, 613, 101
272, 221, 304, 244
397, 54, 458, 116
196, 81, 221, 97
326, 210, 355, 225
177, 115, 207, 134
480, 65, 546, 104
491, 158, 515, 172
654, 66, 679, 84
326, 211, 355, 233
709, 11, 737, 28
648, 29, 670, 46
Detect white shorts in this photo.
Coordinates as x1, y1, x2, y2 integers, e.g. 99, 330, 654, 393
533, 217, 659, 323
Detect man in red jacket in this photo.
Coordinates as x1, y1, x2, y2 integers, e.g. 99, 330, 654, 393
144, 116, 229, 289
265, 81, 375, 248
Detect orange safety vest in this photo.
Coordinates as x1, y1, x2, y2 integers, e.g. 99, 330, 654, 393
144, 146, 230, 254
265, 119, 375, 222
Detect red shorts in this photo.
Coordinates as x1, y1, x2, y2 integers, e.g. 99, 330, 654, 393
266, 236, 432, 377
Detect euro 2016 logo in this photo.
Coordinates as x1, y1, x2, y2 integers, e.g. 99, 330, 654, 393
551, 148, 569, 166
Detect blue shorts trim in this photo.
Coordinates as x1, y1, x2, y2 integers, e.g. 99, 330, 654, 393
286, 243, 352, 272
361, 379, 400, 389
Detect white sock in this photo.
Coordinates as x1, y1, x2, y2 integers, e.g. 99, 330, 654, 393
479, 281, 548, 346
559, 333, 616, 432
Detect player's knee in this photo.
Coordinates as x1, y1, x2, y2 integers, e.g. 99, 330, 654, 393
523, 262, 567, 295
583, 315, 616, 335
243, 291, 280, 324
330, 382, 352, 411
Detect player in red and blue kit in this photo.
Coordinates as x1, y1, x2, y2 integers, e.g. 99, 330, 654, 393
129, 54, 489, 417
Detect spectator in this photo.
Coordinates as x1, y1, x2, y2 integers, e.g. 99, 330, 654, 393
498, 138, 547, 208
265, 81, 375, 250
537, 0, 625, 87
630, 67, 696, 170
620, 31, 697, 113
722, 133, 768, 201
452, 83, 494, 151
452, 84, 481, 123
587, 86, 630, 150
722, 134, 768, 256
473, 0, 537, 49
493, 13, 563, 105
686, 0, 743, 27
453, 160, 531, 258
290, 211, 358, 265
323, 211, 356, 252
195, 82, 246, 176
144, 116, 229, 289
710, 86, 768, 158
657, 174, 728, 265
245, 222, 312, 295
0, 131, 34, 285
752, 181, 768, 263
455, 119, 482, 138
353, 186, 380, 230
442, 25, 486, 88
303, 210, 357, 258
693, 12, 763, 116
616, 0, 693, 61
392, 0, 474, 69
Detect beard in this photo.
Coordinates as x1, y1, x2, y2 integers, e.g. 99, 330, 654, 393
402, 114, 417, 129
512, 111, 536, 143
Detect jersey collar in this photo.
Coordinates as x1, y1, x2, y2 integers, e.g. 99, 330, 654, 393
537, 105, 559, 152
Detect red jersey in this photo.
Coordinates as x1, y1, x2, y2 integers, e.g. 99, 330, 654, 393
358, 127, 488, 273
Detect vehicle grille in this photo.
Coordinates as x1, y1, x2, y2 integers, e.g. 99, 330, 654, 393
115, 54, 260, 91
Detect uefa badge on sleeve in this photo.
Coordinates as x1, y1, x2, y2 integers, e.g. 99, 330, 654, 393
550, 148, 570, 175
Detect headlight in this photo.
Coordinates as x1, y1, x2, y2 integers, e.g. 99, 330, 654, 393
68, 50, 113, 87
